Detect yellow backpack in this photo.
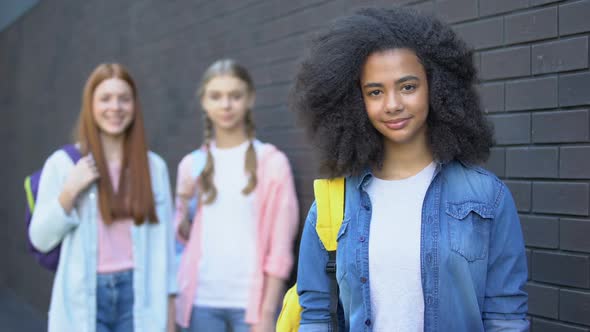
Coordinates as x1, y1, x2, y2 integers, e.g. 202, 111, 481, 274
276, 177, 345, 332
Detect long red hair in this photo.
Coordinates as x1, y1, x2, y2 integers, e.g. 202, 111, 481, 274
75, 63, 157, 225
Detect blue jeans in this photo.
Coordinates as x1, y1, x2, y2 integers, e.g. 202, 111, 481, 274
183, 306, 250, 332
96, 270, 134, 332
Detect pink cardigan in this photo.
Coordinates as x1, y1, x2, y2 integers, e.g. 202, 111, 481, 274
174, 142, 299, 327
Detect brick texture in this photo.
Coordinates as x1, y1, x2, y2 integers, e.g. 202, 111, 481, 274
479, 0, 528, 17
532, 251, 590, 288
454, 17, 503, 50
559, 0, 590, 36
505, 7, 557, 45
560, 289, 590, 326
520, 215, 559, 249
532, 37, 589, 75
532, 182, 589, 216
479, 82, 505, 113
480, 46, 530, 80
506, 147, 558, 178
533, 110, 590, 144
505, 77, 558, 111
560, 72, 590, 107
560, 146, 590, 179
560, 218, 590, 253
533, 318, 590, 332
525, 282, 559, 318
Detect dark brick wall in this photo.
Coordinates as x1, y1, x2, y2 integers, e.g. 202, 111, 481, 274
1, 1, 589, 330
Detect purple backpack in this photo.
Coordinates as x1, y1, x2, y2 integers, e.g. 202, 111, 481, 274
24, 144, 81, 271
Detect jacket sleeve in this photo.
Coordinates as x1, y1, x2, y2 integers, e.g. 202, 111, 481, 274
157, 158, 178, 295
29, 151, 81, 253
483, 183, 529, 331
262, 152, 300, 279
297, 202, 335, 331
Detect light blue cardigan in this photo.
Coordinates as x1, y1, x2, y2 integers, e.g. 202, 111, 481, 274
29, 149, 177, 332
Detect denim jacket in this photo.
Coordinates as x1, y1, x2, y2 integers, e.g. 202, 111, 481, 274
29, 149, 177, 332
297, 161, 529, 332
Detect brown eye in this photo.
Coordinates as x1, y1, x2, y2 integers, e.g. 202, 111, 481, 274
401, 84, 417, 92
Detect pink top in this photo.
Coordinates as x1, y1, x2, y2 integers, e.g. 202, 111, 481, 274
174, 142, 299, 327
97, 163, 134, 274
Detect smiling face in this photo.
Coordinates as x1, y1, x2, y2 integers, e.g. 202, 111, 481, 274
360, 48, 429, 150
92, 78, 135, 138
201, 74, 254, 133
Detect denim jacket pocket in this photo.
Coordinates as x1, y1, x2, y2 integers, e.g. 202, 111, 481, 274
445, 201, 494, 262
336, 218, 350, 242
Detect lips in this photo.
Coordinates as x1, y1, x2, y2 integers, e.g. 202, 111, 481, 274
221, 114, 234, 122
105, 117, 126, 126
384, 117, 411, 130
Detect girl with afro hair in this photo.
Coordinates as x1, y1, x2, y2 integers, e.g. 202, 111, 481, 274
294, 7, 528, 332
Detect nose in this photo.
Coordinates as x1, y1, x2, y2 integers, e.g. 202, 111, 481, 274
385, 92, 403, 113
220, 96, 231, 110
108, 99, 122, 110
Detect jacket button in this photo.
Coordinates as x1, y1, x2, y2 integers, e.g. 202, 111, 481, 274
359, 236, 365, 242
365, 319, 371, 326
426, 216, 433, 224
360, 277, 367, 283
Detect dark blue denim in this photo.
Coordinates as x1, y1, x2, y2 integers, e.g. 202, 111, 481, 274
183, 306, 250, 332
96, 270, 134, 332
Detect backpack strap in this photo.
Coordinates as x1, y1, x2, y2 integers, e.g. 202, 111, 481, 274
314, 177, 345, 250
314, 177, 345, 332
61, 144, 82, 163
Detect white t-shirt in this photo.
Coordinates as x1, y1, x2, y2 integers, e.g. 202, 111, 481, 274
366, 162, 436, 331
195, 141, 257, 309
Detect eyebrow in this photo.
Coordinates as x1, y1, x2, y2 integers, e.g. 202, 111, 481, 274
362, 75, 420, 89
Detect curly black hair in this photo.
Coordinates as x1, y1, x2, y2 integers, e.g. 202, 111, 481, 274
291, 7, 494, 177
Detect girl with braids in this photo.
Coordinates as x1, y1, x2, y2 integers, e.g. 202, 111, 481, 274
174, 59, 299, 332
294, 7, 528, 332
29, 63, 176, 332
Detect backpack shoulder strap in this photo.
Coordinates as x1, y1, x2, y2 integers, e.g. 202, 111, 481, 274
314, 177, 345, 251
61, 144, 82, 163
313, 177, 345, 332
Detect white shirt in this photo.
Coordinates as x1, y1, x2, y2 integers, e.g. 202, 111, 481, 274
366, 162, 436, 332
195, 141, 257, 308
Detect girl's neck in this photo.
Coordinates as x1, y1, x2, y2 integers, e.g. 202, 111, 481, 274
374, 135, 434, 180
213, 126, 249, 149
100, 133, 124, 166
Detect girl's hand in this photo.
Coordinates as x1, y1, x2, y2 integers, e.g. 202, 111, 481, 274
250, 312, 276, 332
59, 154, 100, 213
64, 154, 100, 195
178, 218, 191, 241
167, 296, 177, 332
